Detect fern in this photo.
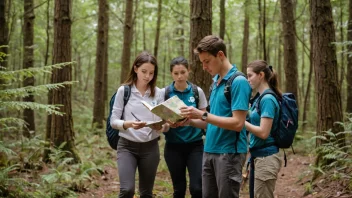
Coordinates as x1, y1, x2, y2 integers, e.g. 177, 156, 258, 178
1, 101, 63, 115
0, 62, 74, 83
0, 81, 75, 99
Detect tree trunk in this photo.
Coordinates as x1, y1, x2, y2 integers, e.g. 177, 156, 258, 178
347, 0, 352, 113
45, 0, 80, 163
0, 0, 8, 71
280, 0, 298, 100
257, 0, 263, 59
310, 0, 344, 148
219, 0, 225, 39
153, 0, 162, 58
120, 0, 133, 84
23, 0, 35, 137
189, 0, 212, 97
277, 33, 283, 88
241, 0, 249, 74
263, 0, 267, 61
93, 0, 109, 129
44, 0, 50, 66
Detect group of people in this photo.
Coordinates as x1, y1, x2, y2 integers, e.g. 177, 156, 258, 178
110, 35, 282, 198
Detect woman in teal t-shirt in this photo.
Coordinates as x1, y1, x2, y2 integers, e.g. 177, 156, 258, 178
245, 60, 282, 198
161, 57, 207, 198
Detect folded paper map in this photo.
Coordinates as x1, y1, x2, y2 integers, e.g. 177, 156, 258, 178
141, 95, 187, 123
146, 120, 166, 127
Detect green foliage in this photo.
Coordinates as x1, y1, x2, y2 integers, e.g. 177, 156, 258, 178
0, 63, 75, 133
311, 115, 352, 191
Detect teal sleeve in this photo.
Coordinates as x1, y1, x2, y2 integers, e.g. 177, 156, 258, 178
260, 95, 277, 119
231, 76, 251, 111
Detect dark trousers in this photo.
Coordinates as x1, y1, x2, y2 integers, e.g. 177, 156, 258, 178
202, 152, 246, 198
117, 137, 160, 198
164, 140, 203, 198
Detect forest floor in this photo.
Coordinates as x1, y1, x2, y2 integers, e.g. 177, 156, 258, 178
78, 150, 351, 198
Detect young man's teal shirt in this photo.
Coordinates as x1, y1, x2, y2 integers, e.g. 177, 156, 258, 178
204, 65, 251, 154
163, 81, 208, 144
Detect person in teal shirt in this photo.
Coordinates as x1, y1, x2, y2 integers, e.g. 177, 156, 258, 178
178, 35, 251, 198
245, 60, 282, 198
161, 57, 207, 198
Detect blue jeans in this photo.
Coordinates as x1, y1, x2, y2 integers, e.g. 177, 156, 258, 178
164, 140, 203, 198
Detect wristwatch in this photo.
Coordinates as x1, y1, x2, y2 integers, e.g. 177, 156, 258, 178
201, 112, 208, 121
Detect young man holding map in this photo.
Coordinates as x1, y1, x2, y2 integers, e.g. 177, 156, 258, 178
178, 35, 251, 198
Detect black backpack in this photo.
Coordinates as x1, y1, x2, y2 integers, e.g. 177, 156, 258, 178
164, 83, 200, 108
207, 71, 247, 153
106, 85, 131, 150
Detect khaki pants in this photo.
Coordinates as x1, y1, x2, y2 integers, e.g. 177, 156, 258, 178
253, 154, 281, 198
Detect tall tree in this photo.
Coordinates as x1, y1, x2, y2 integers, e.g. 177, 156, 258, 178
347, 0, 352, 113
93, 0, 109, 129
219, 0, 225, 39
241, 0, 250, 74
310, 0, 344, 148
0, 0, 8, 70
45, 0, 80, 162
280, 0, 298, 99
189, 0, 212, 96
120, 0, 134, 84
262, 0, 267, 60
22, 0, 35, 137
154, 0, 162, 58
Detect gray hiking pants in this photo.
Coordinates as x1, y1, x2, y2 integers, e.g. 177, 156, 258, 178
202, 152, 246, 198
117, 137, 160, 198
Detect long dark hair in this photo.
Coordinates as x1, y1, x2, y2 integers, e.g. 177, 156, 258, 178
247, 60, 282, 99
124, 51, 158, 97
169, 56, 188, 72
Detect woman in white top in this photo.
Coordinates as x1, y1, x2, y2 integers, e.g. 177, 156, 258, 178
110, 51, 169, 198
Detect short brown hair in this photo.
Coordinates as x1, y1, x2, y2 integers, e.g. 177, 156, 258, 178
194, 35, 227, 57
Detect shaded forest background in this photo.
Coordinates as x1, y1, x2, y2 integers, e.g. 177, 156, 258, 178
0, 0, 351, 197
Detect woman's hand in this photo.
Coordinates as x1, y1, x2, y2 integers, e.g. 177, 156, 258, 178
149, 123, 163, 131
131, 121, 147, 129
180, 106, 203, 119
166, 118, 192, 128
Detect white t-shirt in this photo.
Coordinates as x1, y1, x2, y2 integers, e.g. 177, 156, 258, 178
110, 84, 163, 142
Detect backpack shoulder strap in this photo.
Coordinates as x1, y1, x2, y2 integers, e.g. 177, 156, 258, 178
224, 71, 247, 103
255, 89, 278, 115
164, 85, 171, 101
190, 83, 200, 108
123, 85, 131, 106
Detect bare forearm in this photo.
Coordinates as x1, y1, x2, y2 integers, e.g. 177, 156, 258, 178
206, 113, 244, 131
190, 119, 207, 129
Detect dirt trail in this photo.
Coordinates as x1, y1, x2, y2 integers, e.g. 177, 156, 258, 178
79, 153, 314, 198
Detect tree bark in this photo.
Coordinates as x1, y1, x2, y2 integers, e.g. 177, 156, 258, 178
23, 0, 35, 137
0, 0, 8, 71
280, 0, 298, 100
347, 0, 352, 113
120, 0, 133, 84
310, 0, 344, 147
263, 0, 267, 61
93, 0, 109, 129
189, 0, 212, 97
241, 0, 249, 74
219, 0, 225, 39
45, 0, 80, 163
153, 0, 162, 58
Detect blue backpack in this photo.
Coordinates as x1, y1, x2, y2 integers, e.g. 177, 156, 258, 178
106, 85, 131, 150
255, 90, 298, 166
